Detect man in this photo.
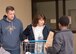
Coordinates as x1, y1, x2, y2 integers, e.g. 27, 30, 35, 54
0, 6, 23, 54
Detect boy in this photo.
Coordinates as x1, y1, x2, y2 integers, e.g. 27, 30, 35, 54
47, 16, 74, 54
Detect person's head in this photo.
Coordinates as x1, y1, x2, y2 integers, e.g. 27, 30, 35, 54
32, 14, 46, 27
58, 16, 69, 29
5, 6, 15, 21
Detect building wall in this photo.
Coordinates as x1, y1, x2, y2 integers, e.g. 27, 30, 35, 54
0, 0, 32, 28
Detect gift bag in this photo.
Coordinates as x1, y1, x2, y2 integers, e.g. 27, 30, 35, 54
45, 31, 54, 48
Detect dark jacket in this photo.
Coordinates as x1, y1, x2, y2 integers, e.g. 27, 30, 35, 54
0, 15, 23, 50
47, 29, 74, 54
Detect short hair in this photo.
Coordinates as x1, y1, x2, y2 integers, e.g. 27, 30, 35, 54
6, 6, 15, 13
32, 14, 46, 27
58, 16, 69, 26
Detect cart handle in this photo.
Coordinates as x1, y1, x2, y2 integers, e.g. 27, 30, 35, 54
29, 40, 46, 42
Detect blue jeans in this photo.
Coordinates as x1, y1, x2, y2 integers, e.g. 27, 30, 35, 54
6, 49, 20, 54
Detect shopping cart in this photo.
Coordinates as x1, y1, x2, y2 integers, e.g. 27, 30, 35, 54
23, 40, 47, 54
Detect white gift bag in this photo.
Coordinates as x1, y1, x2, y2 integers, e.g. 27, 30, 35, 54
0, 47, 11, 54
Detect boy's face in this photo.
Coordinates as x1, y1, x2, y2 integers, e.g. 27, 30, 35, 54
58, 23, 61, 29
58, 23, 63, 29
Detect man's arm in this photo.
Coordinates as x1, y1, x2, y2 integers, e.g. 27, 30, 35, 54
19, 21, 23, 41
